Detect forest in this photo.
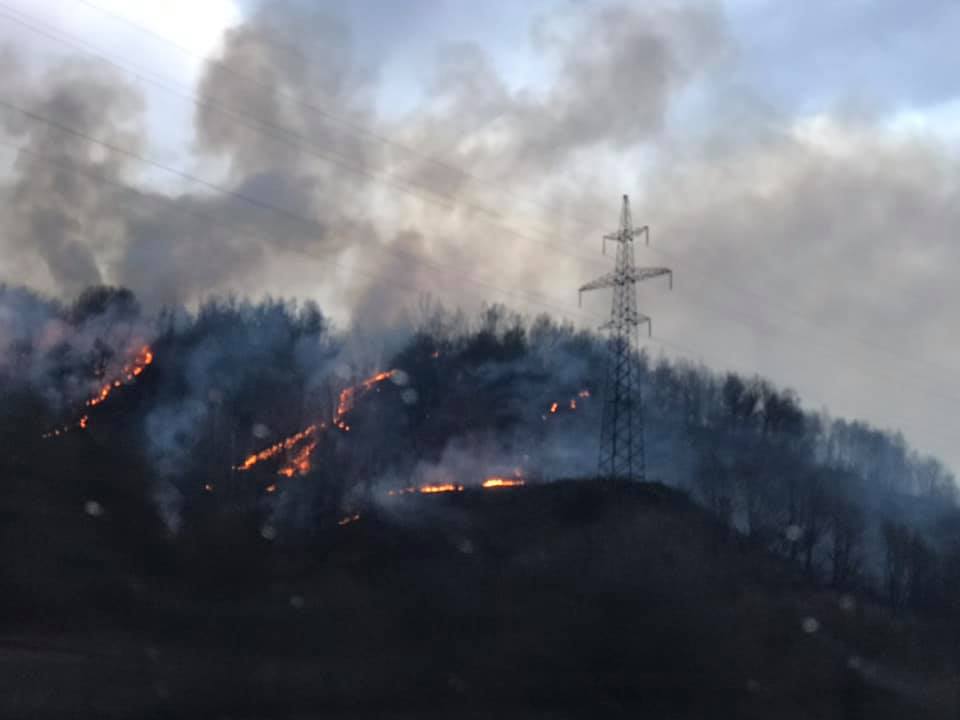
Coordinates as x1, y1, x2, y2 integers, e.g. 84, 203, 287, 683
2, 282, 959, 716
2, 281, 956, 616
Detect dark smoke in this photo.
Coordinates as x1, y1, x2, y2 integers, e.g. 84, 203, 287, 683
0, 1, 725, 319
0, 1, 957, 484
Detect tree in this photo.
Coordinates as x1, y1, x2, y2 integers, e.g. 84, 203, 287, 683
799, 468, 830, 579
826, 485, 865, 590
69, 285, 140, 325
882, 521, 913, 614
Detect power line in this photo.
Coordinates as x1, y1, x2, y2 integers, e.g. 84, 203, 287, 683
2, 131, 957, 458
4, 3, 958, 396
3, 92, 960, 423
0, 2, 614, 269
67, 0, 611, 231
59, 1, 960, 425
7, 2, 957, 396
65, 0, 949, 332
0, 128, 602, 330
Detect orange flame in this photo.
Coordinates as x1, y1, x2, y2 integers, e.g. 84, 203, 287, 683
236, 369, 396, 476
43, 345, 154, 438
236, 424, 319, 471
277, 438, 318, 478
86, 345, 154, 408
419, 483, 464, 494
542, 390, 590, 421
334, 370, 396, 430
482, 477, 526, 489
390, 477, 526, 495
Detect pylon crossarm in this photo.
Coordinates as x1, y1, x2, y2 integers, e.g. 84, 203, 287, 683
603, 225, 647, 242
602, 233, 624, 255
624, 311, 652, 335
627, 267, 672, 284
578, 271, 618, 300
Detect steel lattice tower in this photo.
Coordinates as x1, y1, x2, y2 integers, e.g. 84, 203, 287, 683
579, 195, 672, 482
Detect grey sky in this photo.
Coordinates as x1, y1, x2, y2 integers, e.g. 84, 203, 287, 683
0, 0, 957, 472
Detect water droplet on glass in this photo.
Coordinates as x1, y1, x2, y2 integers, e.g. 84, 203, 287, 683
84, 500, 103, 517
290, 595, 305, 609
785, 524, 802, 542
801, 617, 820, 634
261, 525, 277, 541
401, 388, 419, 405
391, 370, 410, 386
839, 594, 856, 612
252, 423, 270, 439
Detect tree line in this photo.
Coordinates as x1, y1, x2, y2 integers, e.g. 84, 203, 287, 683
0, 284, 957, 622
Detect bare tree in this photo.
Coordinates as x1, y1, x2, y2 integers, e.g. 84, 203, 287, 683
826, 488, 865, 590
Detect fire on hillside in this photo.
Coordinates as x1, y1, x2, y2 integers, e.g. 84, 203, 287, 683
43, 345, 155, 438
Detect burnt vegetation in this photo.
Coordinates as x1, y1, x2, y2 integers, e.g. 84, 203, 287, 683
1, 283, 959, 718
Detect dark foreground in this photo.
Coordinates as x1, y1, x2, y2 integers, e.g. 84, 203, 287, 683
1, 479, 956, 718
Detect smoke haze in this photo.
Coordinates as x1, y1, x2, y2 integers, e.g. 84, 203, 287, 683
0, 0, 957, 473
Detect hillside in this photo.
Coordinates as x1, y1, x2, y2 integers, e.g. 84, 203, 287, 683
2, 478, 954, 719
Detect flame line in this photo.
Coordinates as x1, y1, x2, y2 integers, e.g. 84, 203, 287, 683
237, 369, 398, 476
42, 345, 154, 438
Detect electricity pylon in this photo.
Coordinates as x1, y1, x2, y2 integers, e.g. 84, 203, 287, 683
579, 195, 672, 482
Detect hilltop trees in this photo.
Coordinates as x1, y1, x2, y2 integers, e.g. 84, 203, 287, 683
2, 285, 959, 624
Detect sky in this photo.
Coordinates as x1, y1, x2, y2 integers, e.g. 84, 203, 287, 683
0, 0, 958, 472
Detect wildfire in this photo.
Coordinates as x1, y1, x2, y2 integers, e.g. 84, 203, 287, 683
43, 345, 154, 438
236, 424, 320, 472
418, 483, 464, 494
334, 370, 396, 430
277, 438, 318, 478
86, 345, 154, 408
543, 388, 592, 420
481, 477, 526, 489
388, 483, 464, 495
236, 369, 398, 477
389, 477, 525, 495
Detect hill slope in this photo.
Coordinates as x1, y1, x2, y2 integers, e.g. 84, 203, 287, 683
1, 478, 955, 718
